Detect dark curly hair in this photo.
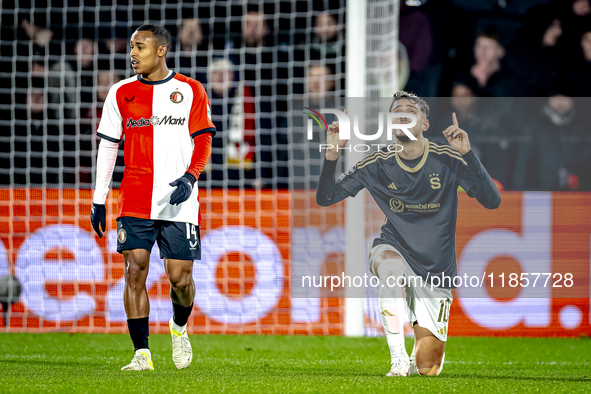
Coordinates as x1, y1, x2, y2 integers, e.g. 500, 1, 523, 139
389, 91, 430, 117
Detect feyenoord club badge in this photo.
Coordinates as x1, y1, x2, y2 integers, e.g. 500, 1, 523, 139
170, 91, 184, 104
118, 228, 127, 243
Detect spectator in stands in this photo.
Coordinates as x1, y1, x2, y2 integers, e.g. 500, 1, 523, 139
225, 6, 289, 188
306, 64, 336, 99
399, 3, 432, 74
48, 37, 97, 120
399, 3, 439, 96
557, 26, 591, 96
455, 26, 520, 96
513, 92, 591, 191
20, 18, 53, 49
82, 69, 123, 127
560, 0, 591, 29
442, 75, 515, 188
506, 5, 566, 95
556, 0, 591, 56
225, 7, 276, 93
99, 27, 129, 72
206, 58, 258, 188
15, 18, 60, 90
242, 10, 268, 48
572, 0, 591, 16
290, 64, 342, 190
79, 70, 124, 185
432, 76, 482, 146
5, 87, 76, 185
310, 12, 344, 60
448, 79, 482, 147
173, 18, 208, 83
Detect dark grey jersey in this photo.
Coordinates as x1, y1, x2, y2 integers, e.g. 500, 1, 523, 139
334, 139, 482, 284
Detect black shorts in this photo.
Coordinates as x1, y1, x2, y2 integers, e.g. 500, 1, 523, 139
116, 217, 201, 261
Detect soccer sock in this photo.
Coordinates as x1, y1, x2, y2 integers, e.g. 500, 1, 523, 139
380, 297, 408, 364
172, 302, 193, 330
127, 317, 149, 351
377, 258, 408, 365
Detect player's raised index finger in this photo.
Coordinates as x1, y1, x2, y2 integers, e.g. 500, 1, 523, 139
452, 112, 458, 127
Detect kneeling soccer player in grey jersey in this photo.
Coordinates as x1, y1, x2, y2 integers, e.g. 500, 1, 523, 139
316, 92, 501, 376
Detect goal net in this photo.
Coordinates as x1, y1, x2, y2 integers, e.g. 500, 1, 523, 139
0, 0, 398, 337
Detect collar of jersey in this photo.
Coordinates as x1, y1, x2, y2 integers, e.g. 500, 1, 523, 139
395, 138, 429, 173
137, 70, 176, 85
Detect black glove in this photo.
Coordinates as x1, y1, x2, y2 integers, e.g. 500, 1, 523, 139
169, 172, 196, 206
90, 203, 106, 238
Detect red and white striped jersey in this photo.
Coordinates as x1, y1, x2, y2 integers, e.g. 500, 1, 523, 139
96, 71, 215, 226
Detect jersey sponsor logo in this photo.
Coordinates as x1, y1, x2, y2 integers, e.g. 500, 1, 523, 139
126, 117, 151, 128
429, 173, 441, 189
389, 197, 405, 213
126, 115, 187, 128
117, 228, 127, 244
170, 91, 184, 103
389, 197, 442, 214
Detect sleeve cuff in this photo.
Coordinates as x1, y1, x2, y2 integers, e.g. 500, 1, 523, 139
191, 127, 216, 138
97, 132, 121, 143
185, 171, 197, 184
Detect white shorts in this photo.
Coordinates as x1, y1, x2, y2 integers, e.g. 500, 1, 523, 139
369, 243, 453, 341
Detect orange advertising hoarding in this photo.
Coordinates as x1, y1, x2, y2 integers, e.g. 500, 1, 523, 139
0, 189, 589, 337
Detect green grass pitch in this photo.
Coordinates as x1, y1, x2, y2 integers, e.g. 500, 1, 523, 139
0, 333, 590, 393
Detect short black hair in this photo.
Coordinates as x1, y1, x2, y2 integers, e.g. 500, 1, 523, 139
135, 24, 172, 55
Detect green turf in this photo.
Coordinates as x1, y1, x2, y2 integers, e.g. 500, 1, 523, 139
0, 333, 589, 393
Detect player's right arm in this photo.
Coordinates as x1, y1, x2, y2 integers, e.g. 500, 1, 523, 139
91, 84, 123, 237
316, 110, 365, 207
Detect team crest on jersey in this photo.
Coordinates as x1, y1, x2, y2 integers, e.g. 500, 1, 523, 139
118, 228, 127, 244
170, 91, 184, 104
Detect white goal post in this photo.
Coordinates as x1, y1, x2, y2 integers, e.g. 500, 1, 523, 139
345, 0, 400, 337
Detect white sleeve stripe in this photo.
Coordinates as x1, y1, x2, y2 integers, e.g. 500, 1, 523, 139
93, 139, 119, 205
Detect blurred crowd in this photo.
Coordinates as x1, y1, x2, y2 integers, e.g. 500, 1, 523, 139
0, 0, 590, 191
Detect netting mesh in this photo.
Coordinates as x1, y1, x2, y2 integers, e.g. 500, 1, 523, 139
0, 0, 355, 334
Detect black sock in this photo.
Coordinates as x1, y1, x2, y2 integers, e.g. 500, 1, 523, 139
127, 317, 149, 351
172, 302, 193, 327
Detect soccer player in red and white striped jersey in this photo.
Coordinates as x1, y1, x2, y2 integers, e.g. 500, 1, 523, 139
90, 24, 215, 371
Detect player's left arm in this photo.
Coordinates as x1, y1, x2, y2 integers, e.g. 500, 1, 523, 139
169, 80, 216, 206
443, 112, 501, 210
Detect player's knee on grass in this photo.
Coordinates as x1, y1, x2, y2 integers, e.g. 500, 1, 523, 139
414, 329, 445, 376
